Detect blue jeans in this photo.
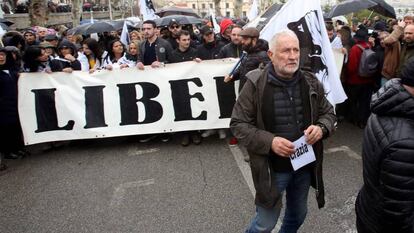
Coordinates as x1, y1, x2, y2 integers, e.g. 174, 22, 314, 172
245, 168, 312, 233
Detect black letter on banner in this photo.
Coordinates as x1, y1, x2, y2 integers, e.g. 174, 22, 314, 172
169, 78, 207, 121
32, 88, 75, 133
83, 86, 107, 129
118, 82, 163, 125
214, 76, 236, 119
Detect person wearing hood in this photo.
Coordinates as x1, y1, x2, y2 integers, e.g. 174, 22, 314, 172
196, 25, 225, 60
218, 18, 233, 45
0, 47, 27, 171
355, 58, 414, 233
2, 31, 26, 53
224, 27, 270, 92
50, 40, 81, 72
23, 29, 40, 47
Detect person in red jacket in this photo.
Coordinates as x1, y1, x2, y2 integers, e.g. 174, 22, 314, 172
346, 26, 375, 128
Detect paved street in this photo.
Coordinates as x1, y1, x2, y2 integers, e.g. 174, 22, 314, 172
1, 122, 364, 233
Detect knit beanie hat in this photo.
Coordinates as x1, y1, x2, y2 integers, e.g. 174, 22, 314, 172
220, 18, 233, 35
400, 57, 414, 87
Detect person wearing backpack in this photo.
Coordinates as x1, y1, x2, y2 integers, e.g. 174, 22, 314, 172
346, 25, 376, 129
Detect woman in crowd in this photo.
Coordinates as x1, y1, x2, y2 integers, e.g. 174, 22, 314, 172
82, 38, 107, 73
125, 40, 139, 67
22, 46, 54, 72
102, 39, 134, 70
0, 48, 26, 171
129, 30, 143, 43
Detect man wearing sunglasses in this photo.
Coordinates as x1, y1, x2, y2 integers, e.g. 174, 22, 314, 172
166, 19, 182, 50
196, 25, 225, 60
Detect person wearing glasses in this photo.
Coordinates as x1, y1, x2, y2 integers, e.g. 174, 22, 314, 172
166, 19, 182, 50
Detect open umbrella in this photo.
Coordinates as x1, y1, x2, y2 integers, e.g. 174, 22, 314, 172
326, 0, 377, 18
156, 6, 200, 18
154, 15, 203, 27
369, 0, 396, 18
68, 21, 116, 35
0, 23, 9, 30
0, 18, 14, 26
327, 0, 396, 18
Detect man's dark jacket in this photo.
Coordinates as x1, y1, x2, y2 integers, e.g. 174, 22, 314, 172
232, 39, 270, 91
219, 42, 242, 58
196, 40, 225, 60
169, 47, 197, 63
138, 37, 173, 64
230, 65, 336, 209
356, 79, 414, 233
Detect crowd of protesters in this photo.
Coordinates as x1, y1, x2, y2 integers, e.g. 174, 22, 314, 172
0, 11, 414, 233
0, 13, 413, 163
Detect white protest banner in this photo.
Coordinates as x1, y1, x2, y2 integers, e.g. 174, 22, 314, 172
290, 136, 316, 171
260, 0, 347, 106
18, 59, 238, 145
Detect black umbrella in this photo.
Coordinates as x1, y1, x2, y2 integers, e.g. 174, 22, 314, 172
68, 21, 116, 35
156, 6, 200, 18
154, 15, 202, 27
326, 0, 377, 18
0, 23, 9, 30
0, 18, 14, 26
369, 0, 396, 18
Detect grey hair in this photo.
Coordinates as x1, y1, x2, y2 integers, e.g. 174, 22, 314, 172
268, 29, 299, 51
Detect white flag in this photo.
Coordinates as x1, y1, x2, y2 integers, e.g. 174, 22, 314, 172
139, 0, 158, 21
247, 0, 259, 21
120, 21, 130, 47
260, 0, 347, 105
209, 8, 220, 34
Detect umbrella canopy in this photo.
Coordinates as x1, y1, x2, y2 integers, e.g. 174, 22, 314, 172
80, 19, 100, 25
154, 15, 203, 27
326, 0, 377, 18
0, 18, 14, 26
68, 21, 116, 35
0, 23, 9, 30
369, 0, 396, 18
156, 6, 200, 18
327, 0, 396, 18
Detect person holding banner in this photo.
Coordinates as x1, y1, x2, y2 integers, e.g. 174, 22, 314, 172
170, 30, 203, 146
230, 30, 336, 233
136, 20, 173, 70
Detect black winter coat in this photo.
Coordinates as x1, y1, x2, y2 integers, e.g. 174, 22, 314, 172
219, 42, 242, 58
0, 69, 19, 125
356, 79, 414, 233
196, 40, 225, 60
233, 39, 270, 91
169, 47, 198, 63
